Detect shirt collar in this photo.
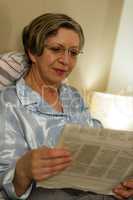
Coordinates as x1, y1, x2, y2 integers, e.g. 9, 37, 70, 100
16, 78, 71, 115
16, 78, 42, 106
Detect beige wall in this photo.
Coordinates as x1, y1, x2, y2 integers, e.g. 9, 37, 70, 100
107, 0, 133, 94
0, 0, 123, 93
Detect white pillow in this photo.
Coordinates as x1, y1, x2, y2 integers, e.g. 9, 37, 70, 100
0, 52, 29, 90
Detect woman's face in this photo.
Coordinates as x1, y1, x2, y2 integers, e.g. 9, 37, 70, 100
29, 27, 80, 87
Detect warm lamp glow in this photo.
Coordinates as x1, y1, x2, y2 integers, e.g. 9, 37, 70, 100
90, 92, 133, 131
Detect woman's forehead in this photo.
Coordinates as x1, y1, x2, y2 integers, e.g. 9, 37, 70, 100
46, 28, 80, 47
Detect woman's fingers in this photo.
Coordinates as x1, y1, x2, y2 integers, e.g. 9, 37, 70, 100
28, 147, 72, 181
123, 180, 133, 189
113, 180, 133, 199
39, 147, 71, 159
30, 147, 71, 163
30, 147, 72, 168
37, 155, 72, 167
114, 187, 133, 199
32, 162, 71, 181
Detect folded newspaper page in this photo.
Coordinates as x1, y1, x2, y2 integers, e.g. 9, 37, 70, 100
38, 124, 133, 195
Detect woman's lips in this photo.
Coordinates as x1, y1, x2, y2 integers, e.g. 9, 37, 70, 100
53, 68, 67, 76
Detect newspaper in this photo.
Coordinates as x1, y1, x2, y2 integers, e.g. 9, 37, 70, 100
38, 124, 133, 195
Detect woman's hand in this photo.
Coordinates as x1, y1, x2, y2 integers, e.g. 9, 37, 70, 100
113, 179, 133, 199
13, 146, 72, 196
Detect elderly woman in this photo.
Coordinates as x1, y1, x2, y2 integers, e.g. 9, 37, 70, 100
0, 13, 133, 200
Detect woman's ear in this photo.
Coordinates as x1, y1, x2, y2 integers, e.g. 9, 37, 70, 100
27, 50, 36, 63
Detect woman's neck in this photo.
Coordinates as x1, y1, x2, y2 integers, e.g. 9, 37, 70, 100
24, 67, 63, 112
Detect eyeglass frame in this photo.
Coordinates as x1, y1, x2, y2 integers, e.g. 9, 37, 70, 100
44, 43, 83, 58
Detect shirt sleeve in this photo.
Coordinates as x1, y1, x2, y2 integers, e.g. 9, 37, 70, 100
81, 101, 103, 128
70, 87, 103, 128
0, 93, 33, 199
2, 168, 33, 200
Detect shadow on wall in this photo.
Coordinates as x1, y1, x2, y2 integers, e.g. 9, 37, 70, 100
0, 2, 13, 53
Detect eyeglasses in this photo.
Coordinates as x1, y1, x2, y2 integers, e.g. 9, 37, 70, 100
44, 44, 83, 58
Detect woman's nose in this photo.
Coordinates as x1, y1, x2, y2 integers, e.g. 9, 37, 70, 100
58, 50, 71, 65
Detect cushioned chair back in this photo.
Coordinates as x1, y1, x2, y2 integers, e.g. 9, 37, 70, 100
0, 52, 29, 90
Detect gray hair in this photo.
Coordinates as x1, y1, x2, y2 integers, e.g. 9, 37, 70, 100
22, 13, 85, 62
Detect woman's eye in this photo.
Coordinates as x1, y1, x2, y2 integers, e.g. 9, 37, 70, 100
51, 47, 61, 52
70, 50, 78, 57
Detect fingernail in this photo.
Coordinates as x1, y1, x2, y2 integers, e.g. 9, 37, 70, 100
123, 181, 127, 186
114, 188, 118, 192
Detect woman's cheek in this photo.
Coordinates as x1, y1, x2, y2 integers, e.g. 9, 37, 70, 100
46, 54, 57, 65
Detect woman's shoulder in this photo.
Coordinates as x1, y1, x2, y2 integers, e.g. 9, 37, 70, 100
61, 84, 85, 111
61, 84, 82, 98
0, 86, 19, 106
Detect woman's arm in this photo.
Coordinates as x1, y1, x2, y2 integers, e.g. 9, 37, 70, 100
0, 100, 31, 199
0, 99, 72, 199
13, 147, 71, 196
